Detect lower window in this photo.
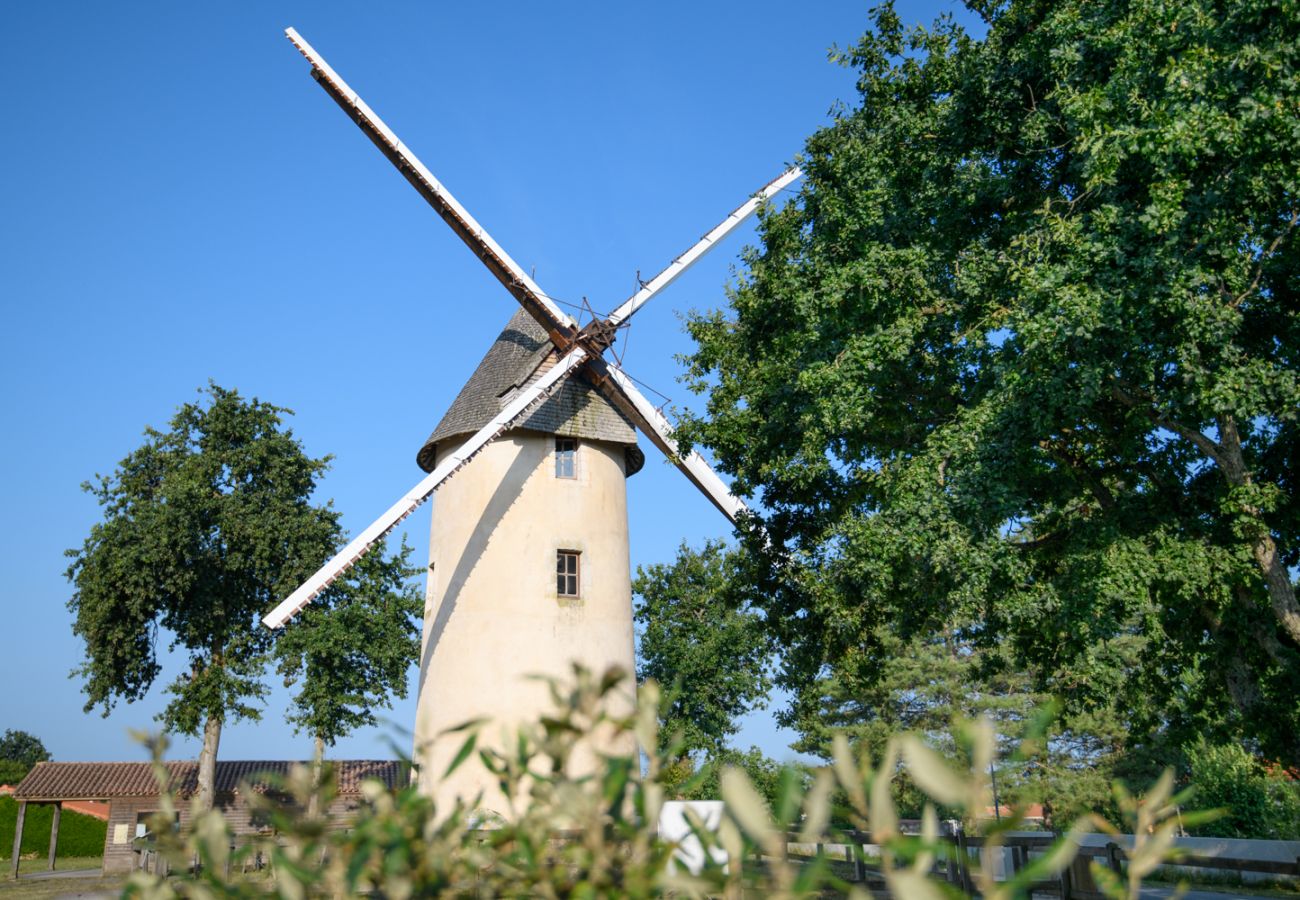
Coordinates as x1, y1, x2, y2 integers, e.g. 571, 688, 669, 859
557, 550, 580, 597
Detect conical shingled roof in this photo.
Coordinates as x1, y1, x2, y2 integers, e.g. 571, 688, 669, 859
416, 309, 644, 476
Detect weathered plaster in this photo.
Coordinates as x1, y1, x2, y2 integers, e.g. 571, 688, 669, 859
413, 431, 637, 815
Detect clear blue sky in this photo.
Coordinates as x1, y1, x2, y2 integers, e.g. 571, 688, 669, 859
1, 1, 977, 766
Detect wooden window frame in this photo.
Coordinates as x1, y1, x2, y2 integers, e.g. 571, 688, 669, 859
555, 437, 577, 479
556, 549, 580, 597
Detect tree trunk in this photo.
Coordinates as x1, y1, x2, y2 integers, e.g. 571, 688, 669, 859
1216, 415, 1300, 647
1112, 391, 1300, 648
1251, 533, 1300, 646
196, 714, 222, 813
307, 735, 325, 819
1202, 600, 1300, 766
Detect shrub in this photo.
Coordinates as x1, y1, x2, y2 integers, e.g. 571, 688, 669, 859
1185, 739, 1300, 841
122, 668, 1186, 899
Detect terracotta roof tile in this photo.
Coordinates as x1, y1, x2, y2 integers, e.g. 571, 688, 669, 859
13, 760, 405, 801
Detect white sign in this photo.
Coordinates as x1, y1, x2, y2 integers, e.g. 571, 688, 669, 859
112, 823, 129, 845
658, 800, 728, 875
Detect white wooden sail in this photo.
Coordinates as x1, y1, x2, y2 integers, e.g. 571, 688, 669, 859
604, 167, 802, 328
597, 362, 748, 523
285, 27, 576, 343
262, 347, 588, 628
270, 30, 793, 632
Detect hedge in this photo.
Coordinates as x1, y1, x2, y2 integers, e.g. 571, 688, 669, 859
0, 796, 106, 859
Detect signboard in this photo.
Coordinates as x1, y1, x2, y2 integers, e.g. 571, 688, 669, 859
658, 800, 728, 875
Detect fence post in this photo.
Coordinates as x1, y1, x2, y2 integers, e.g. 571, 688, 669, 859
955, 824, 974, 894
941, 823, 957, 886
1106, 841, 1122, 876
9, 800, 26, 880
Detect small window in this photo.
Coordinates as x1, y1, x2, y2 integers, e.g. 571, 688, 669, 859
555, 437, 577, 478
557, 550, 580, 596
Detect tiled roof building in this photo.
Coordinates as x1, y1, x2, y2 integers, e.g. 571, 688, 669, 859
9, 760, 406, 876
14, 759, 403, 800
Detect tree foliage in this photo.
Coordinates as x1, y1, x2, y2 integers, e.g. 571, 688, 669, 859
0, 729, 50, 768
274, 540, 422, 748
633, 541, 772, 757
660, 746, 798, 810
681, 0, 1300, 764
65, 384, 413, 807
788, 626, 1149, 826
0, 729, 50, 785
67, 385, 339, 729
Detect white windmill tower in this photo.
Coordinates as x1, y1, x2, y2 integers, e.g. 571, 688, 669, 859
263, 28, 800, 813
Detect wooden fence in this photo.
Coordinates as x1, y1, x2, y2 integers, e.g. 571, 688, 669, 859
777, 830, 1300, 898
132, 827, 1300, 897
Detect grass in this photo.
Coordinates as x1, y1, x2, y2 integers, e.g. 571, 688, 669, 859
0, 872, 125, 900
0, 857, 114, 900
1143, 865, 1300, 898
9, 855, 103, 875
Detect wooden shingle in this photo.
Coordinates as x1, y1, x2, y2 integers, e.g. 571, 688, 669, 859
416, 310, 644, 475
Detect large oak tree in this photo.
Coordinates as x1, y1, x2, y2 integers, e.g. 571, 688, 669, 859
681, 0, 1300, 764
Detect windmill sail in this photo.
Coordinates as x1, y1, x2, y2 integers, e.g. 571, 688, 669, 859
593, 361, 748, 523
274, 29, 798, 632
605, 166, 802, 328
262, 346, 588, 628
285, 28, 576, 345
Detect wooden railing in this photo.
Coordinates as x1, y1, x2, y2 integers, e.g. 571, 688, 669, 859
777, 830, 1300, 898
131, 827, 1300, 896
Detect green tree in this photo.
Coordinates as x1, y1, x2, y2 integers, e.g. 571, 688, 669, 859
274, 540, 422, 761
68, 385, 339, 810
0, 761, 26, 786
790, 628, 1137, 826
1184, 739, 1300, 840
0, 730, 49, 784
785, 629, 1038, 761
681, 0, 1300, 764
661, 746, 802, 810
633, 541, 772, 757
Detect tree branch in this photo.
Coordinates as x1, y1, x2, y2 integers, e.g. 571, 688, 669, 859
1229, 208, 1299, 309
1038, 439, 1116, 511
1108, 377, 1224, 468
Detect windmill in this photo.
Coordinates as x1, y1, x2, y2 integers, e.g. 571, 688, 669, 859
263, 28, 800, 812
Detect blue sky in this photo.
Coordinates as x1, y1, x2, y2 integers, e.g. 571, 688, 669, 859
1, 1, 976, 766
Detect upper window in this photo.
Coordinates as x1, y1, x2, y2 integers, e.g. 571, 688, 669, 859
557, 550, 580, 597
555, 437, 577, 478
